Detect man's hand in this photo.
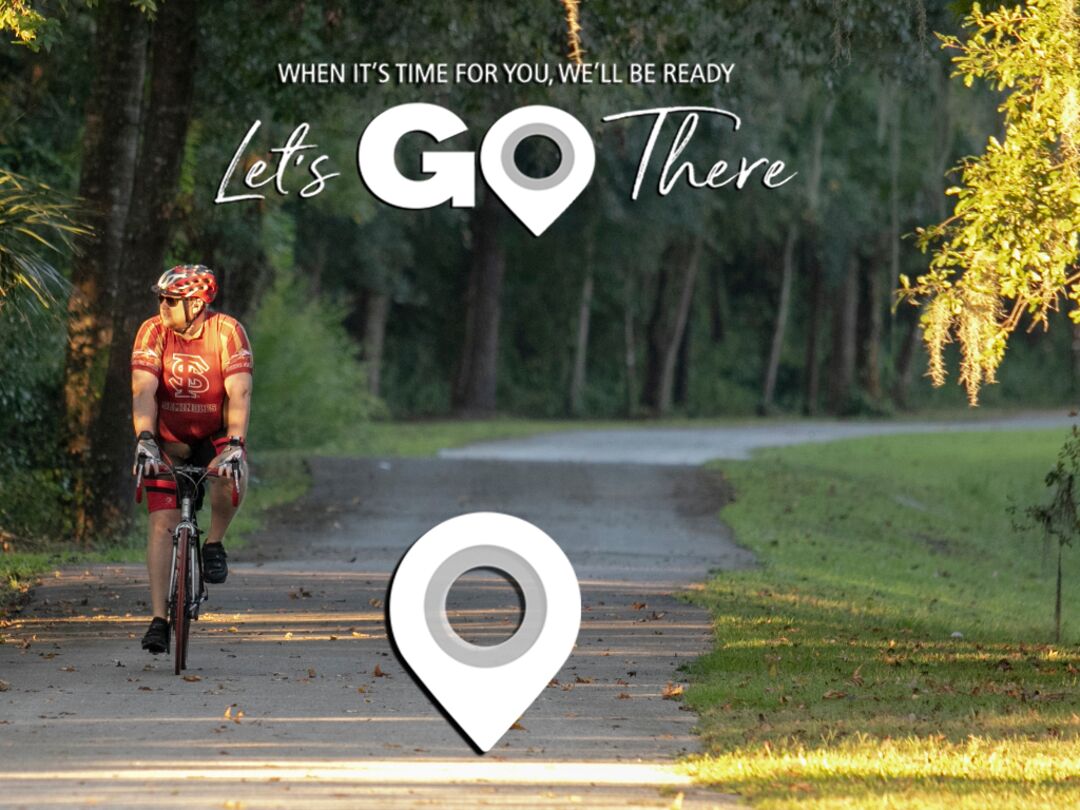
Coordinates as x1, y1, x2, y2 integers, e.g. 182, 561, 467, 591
210, 437, 245, 482
133, 431, 162, 477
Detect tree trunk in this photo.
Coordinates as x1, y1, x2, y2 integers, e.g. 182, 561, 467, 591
641, 253, 671, 412
894, 69, 952, 408
826, 253, 859, 414
452, 190, 505, 415
673, 309, 692, 408
362, 291, 390, 398
803, 252, 825, 415
568, 229, 595, 416
760, 224, 799, 413
657, 236, 703, 415
63, 3, 148, 457
708, 262, 728, 344
892, 307, 922, 410
567, 271, 594, 416
78, 0, 200, 542
859, 255, 885, 403
800, 101, 831, 416
623, 270, 638, 416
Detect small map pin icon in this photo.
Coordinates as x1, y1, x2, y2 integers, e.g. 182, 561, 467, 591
388, 512, 581, 752
479, 106, 596, 237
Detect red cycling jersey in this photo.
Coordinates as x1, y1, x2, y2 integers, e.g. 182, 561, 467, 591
131, 312, 254, 445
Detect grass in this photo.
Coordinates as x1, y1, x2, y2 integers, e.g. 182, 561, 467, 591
683, 428, 1080, 808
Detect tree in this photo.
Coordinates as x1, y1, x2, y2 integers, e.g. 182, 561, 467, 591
71, 0, 199, 540
902, 0, 1080, 405
63, 1, 149, 456
1018, 425, 1080, 642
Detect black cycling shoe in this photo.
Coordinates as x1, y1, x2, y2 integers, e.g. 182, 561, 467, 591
202, 542, 228, 584
141, 617, 169, 654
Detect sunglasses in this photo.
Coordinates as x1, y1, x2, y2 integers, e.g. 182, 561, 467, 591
158, 295, 183, 307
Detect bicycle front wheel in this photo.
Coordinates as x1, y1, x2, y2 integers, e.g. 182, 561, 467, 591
173, 527, 190, 675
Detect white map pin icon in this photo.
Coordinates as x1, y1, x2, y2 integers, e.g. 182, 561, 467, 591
479, 106, 596, 237
388, 512, 581, 752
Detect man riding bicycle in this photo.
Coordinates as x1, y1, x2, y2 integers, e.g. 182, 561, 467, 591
131, 265, 254, 654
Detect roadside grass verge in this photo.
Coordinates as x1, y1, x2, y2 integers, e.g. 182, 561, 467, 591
684, 428, 1080, 808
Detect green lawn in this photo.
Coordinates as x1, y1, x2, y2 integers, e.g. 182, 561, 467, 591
683, 428, 1080, 808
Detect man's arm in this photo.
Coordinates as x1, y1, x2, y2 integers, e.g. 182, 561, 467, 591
132, 370, 160, 436
223, 371, 252, 439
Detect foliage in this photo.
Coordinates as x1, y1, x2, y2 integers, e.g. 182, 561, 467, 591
0, 169, 84, 315
0, 302, 69, 545
247, 268, 383, 450
686, 428, 1080, 806
903, 0, 1080, 404
0, 0, 60, 51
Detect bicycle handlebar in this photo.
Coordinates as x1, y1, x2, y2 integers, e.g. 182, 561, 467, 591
134, 455, 240, 507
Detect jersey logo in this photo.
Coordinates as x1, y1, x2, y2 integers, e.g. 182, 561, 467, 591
168, 354, 211, 399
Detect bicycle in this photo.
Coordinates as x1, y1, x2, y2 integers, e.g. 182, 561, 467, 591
135, 458, 238, 675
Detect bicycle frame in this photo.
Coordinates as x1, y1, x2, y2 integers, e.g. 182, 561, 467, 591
135, 457, 237, 673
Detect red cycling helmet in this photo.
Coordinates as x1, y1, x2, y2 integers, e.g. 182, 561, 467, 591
151, 264, 218, 305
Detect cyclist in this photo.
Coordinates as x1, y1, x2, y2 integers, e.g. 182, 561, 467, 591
131, 265, 253, 654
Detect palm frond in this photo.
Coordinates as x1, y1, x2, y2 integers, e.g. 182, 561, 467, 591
0, 169, 90, 317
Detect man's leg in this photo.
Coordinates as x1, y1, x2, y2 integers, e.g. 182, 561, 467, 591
206, 459, 247, 544
147, 508, 179, 619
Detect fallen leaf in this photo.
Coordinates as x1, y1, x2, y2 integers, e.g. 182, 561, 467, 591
182, 674, 202, 682
823, 690, 847, 700
662, 682, 684, 699
351, 631, 370, 639
369, 598, 383, 609
227, 626, 239, 634
0, 679, 8, 691
617, 692, 631, 700
307, 668, 317, 678
548, 678, 559, 687
574, 675, 593, 684
850, 666, 864, 687
357, 686, 367, 694
631, 602, 647, 610
510, 721, 526, 730
373, 664, 387, 677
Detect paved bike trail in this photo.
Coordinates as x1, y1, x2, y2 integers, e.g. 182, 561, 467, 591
0, 457, 745, 809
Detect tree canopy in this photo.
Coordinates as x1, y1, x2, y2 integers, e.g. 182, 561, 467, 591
904, 0, 1080, 404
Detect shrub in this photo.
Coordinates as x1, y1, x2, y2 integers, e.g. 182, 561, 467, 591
247, 270, 382, 450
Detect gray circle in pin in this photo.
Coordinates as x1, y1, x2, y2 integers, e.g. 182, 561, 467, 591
500, 123, 575, 191
423, 545, 547, 668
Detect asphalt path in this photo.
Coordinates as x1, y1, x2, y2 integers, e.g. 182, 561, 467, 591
0, 458, 746, 809
439, 412, 1075, 465
1, 414, 1070, 809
